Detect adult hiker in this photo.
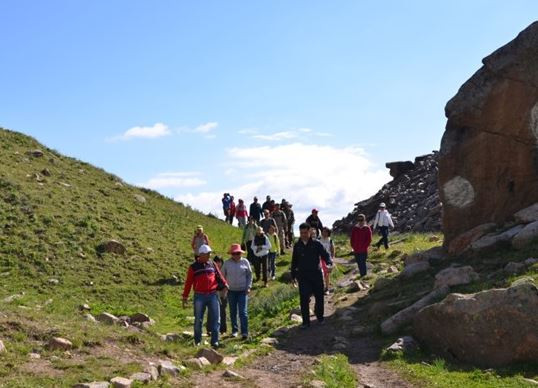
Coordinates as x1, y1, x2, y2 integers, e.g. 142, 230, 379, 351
227, 196, 236, 225
191, 225, 210, 258
251, 226, 271, 287
222, 244, 252, 339
206, 256, 228, 336
291, 222, 332, 329
260, 209, 278, 234
272, 203, 288, 254
282, 200, 295, 248
249, 196, 263, 224
351, 214, 373, 277
306, 209, 323, 237
262, 195, 272, 212
182, 244, 228, 348
373, 202, 394, 250
267, 225, 280, 280
222, 193, 232, 220
319, 227, 335, 295
235, 199, 249, 228
241, 217, 258, 264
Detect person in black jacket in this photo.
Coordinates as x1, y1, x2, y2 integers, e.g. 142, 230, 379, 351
291, 222, 332, 329
305, 209, 323, 237
249, 197, 263, 224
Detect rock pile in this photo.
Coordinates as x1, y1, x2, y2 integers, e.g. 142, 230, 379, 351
333, 153, 441, 233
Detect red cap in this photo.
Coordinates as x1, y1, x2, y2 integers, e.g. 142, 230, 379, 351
312, 208, 319, 213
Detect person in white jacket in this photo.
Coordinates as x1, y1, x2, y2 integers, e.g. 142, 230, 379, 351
372, 202, 394, 250
251, 226, 272, 287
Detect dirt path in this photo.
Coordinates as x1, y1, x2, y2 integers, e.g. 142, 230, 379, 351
191, 260, 413, 388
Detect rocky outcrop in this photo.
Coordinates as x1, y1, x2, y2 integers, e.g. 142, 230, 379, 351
413, 281, 538, 367
439, 21, 538, 247
334, 153, 441, 233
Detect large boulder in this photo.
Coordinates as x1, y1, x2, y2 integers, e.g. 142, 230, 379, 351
512, 220, 538, 249
385, 161, 415, 179
514, 202, 538, 224
439, 22, 538, 247
96, 240, 126, 255
413, 281, 538, 367
433, 266, 479, 289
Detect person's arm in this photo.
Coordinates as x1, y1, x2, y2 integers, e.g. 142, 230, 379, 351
366, 226, 373, 246
291, 244, 298, 280
264, 236, 272, 252
214, 262, 228, 290
373, 212, 379, 229
330, 240, 336, 258
251, 239, 257, 253
282, 213, 287, 231
245, 260, 253, 291
388, 214, 394, 228
182, 266, 194, 302
275, 235, 280, 252
242, 227, 248, 245
318, 241, 332, 267
272, 219, 279, 234
204, 234, 210, 246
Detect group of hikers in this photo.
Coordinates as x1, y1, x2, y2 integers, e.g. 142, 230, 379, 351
183, 198, 394, 348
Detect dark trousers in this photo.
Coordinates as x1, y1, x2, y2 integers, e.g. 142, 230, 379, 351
298, 271, 325, 326
246, 241, 254, 263
354, 252, 368, 277
206, 294, 227, 334
376, 226, 390, 249
253, 255, 268, 283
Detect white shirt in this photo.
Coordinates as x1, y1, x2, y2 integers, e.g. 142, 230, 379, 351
251, 235, 272, 257
373, 209, 394, 229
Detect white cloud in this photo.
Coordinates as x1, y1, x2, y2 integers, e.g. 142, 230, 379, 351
237, 128, 259, 135
251, 128, 333, 142
108, 123, 171, 141
193, 122, 218, 134
253, 131, 299, 141
141, 171, 206, 189
175, 143, 390, 228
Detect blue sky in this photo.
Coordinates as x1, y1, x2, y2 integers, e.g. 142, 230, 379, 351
1, 1, 537, 225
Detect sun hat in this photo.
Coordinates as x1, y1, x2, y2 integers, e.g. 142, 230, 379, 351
198, 244, 212, 255
228, 244, 245, 255
312, 208, 319, 213
379, 202, 386, 208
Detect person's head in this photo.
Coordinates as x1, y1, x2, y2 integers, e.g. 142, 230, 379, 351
310, 227, 318, 238
379, 202, 386, 210
270, 200, 275, 205
213, 255, 224, 268
239, 199, 244, 204
228, 244, 244, 261
253, 196, 258, 203
263, 209, 270, 218
231, 196, 235, 201
357, 214, 366, 226
248, 217, 255, 225
266, 195, 271, 201
274, 203, 280, 210
256, 226, 264, 235
195, 225, 204, 235
321, 227, 331, 238
197, 244, 212, 263
299, 223, 311, 240
312, 208, 319, 215
268, 225, 276, 234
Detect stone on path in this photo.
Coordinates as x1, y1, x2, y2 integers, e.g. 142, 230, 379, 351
28, 149, 44, 157
223, 370, 244, 379
261, 337, 279, 345
133, 194, 146, 203
400, 261, 430, 278
96, 312, 120, 325
184, 357, 210, 370
144, 364, 159, 380
48, 337, 73, 351
512, 221, 538, 249
290, 314, 302, 323
434, 266, 479, 289
158, 360, 182, 377
129, 373, 152, 383
73, 383, 109, 388
110, 377, 132, 388
514, 203, 538, 224
196, 348, 224, 364
0, 340, 5, 353
222, 356, 238, 366
386, 336, 419, 353
504, 261, 527, 275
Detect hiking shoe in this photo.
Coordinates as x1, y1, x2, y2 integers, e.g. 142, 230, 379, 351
271, 276, 276, 281
324, 290, 330, 296
211, 342, 220, 349
300, 324, 310, 330
241, 334, 249, 340
318, 318, 325, 325
231, 332, 238, 338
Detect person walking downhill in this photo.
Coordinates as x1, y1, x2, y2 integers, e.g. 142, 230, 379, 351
351, 214, 373, 277
373, 202, 394, 250
241, 217, 258, 266
227, 196, 236, 225
282, 200, 295, 248
182, 245, 228, 348
260, 209, 278, 234
291, 223, 332, 329
206, 256, 228, 336
222, 244, 252, 339
262, 195, 272, 213
267, 225, 280, 280
272, 203, 288, 255
236, 199, 249, 228
249, 197, 263, 224
319, 227, 335, 295
191, 225, 210, 259
222, 193, 232, 221
251, 226, 271, 287
306, 209, 323, 238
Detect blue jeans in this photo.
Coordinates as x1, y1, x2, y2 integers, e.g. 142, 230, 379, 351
376, 226, 390, 249
268, 252, 277, 277
194, 293, 220, 346
228, 290, 249, 336
354, 252, 368, 277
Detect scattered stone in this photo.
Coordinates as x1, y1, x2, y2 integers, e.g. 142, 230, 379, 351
0, 340, 5, 353
310, 380, 326, 388
346, 280, 368, 293
196, 348, 224, 364
512, 221, 538, 249
80, 303, 91, 311
129, 373, 151, 384
290, 314, 302, 323
144, 364, 159, 381
223, 370, 244, 379
400, 261, 430, 278
434, 266, 479, 289
504, 261, 526, 275
351, 326, 374, 337
110, 377, 132, 388
48, 337, 73, 351
514, 203, 538, 224
525, 258, 538, 266
158, 360, 182, 377
73, 383, 110, 388
387, 266, 399, 273
130, 313, 152, 324
29, 352, 41, 359
261, 337, 279, 346
272, 327, 290, 337
84, 313, 97, 323
222, 356, 238, 366
41, 168, 51, 177
28, 149, 44, 157
337, 296, 348, 302
95, 312, 120, 325
184, 357, 210, 370
161, 333, 182, 342
381, 286, 450, 335
96, 240, 126, 255
414, 281, 538, 367
447, 223, 496, 255
428, 235, 441, 242
386, 336, 419, 353
133, 194, 146, 203
48, 278, 59, 285
3, 293, 24, 303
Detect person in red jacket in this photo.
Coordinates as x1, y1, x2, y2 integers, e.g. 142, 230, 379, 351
350, 214, 372, 277
227, 196, 236, 225
182, 244, 228, 348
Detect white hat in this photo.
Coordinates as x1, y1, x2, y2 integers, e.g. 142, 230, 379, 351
198, 244, 212, 255
379, 202, 386, 208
